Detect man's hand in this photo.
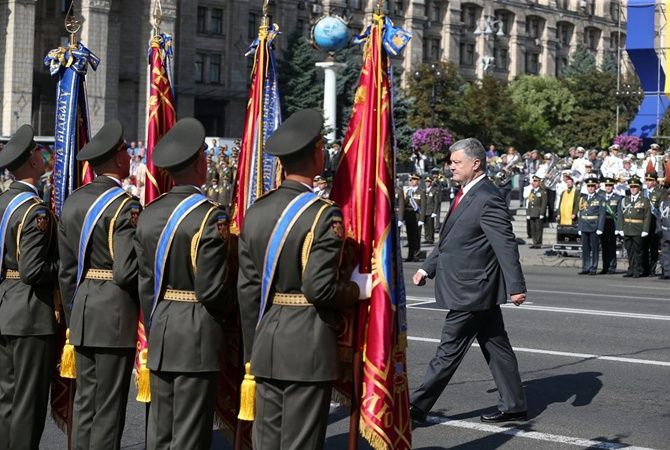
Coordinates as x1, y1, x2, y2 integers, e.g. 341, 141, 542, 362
578, 230, 581, 236
431, 213, 437, 219
398, 220, 404, 228
418, 221, 424, 227
539, 216, 544, 220
350, 265, 372, 299
641, 231, 649, 238
413, 270, 427, 286
596, 230, 603, 235
510, 293, 526, 306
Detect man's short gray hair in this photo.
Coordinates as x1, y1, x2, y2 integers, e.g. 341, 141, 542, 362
449, 138, 486, 163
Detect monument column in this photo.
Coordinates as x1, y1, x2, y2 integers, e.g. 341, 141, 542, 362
316, 59, 346, 143
0, 0, 36, 135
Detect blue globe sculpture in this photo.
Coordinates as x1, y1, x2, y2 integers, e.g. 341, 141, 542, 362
312, 16, 349, 52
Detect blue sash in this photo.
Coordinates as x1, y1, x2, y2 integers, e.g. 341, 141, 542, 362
150, 194, 209, 322
258, 192, 319, 326
74, 187, 127, 300
0, 192, 39, 280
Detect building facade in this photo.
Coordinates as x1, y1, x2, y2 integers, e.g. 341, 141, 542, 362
0, 0, 627, 140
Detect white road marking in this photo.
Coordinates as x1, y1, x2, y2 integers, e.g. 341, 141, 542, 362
610, 284, 670, 292
425, 415, 656, 450
529, 289, 664, 302
408, 336, 670, 367
405, 296, 670, 321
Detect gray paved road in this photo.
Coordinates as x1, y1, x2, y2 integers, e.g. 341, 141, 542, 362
40, 265, 670, 449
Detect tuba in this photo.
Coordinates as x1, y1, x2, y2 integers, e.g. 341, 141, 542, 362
542, 157, 571, 190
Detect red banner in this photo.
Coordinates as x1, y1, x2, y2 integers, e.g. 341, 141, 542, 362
331, 14, 411, 450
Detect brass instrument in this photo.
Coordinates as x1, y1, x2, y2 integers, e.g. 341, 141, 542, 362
541, 157, 571, 190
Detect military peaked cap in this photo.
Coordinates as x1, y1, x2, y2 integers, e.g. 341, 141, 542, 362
265, 109, 323, 157
153, 117, 206, 170
0, 124, 37, 170
628, 176, 642, 187
603, 177, 615, 185
644, 173, 657, 181
77, 119, 124, 163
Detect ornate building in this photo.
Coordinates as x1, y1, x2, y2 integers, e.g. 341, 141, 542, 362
0, 0, 626, 139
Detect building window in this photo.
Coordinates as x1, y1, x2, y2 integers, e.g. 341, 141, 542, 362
391, 0, 404, 15
428, 0, 441, 22
248, 12, 259, 40
526, 16, 542, 39
297, 19, 306, 36
348, 0, 363, 11
556, 56, 568, 77
195, 52, 205, 83
610, 1, 621, 22
556, 22, 573, 46
495, 11, 513, 36
584, 27, 601, 51
557, 0, 569, 9
459, 42, 476, 66
210, 8, 223, 34
494, 46, 508, 71
197, 7, 207, 34
461, 4, 479, 32
524, 52, 539, 74
430, 38, 441, 61
209, 54, 221, 84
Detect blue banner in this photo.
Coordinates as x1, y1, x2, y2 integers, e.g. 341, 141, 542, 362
44, 42, 100, 217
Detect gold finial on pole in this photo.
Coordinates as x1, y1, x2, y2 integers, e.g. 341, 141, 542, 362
64, 1, 81, 47
151, 0, 163, 35
261, 0, 270, 28
375, 1, 384, 15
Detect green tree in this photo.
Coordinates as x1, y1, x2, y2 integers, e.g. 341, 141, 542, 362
335, 44, 363, 140
561, 43, 596, 77
277, 33, 322, 117
602, 51, 618, 76
390, 67, 415, 167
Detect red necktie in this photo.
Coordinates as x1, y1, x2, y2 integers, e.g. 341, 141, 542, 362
450, 189, 463, 214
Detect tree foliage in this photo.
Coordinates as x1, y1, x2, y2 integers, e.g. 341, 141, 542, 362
561, 43, 596, 77
277, 33, 322, 117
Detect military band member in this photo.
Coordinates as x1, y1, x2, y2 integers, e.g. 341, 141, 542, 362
399, 175, 426, 261
617, 177, 651, 278
577, 180, 606, 275
134, 118, 230, 450
658, 196, 670, 279
424, 177, 440, 244
238, 109, 366, 450
0, 125, 59, 450
57, 120, 140, 450
599, 178, 622, 274
557, 172, 580, 226
526, 175, 547, 248
643, 174, 667, 276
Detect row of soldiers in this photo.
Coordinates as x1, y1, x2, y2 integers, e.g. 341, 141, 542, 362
396, 174, 442, 262
0, 109, 368, 450
526, 172, 669, 278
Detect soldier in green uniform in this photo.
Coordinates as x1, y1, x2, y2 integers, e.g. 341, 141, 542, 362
238, 109, 365, 450
399, 174, 426, 261
424, 177, 440, 244
134, 118, 230, 450
577, 180, 606, 275
526, 175, 548, 248
617, 176, 651, 278
643, 173, 667, 276
599, 177, 622, 274
0, 125, 59, 450
58, 120, 141, 450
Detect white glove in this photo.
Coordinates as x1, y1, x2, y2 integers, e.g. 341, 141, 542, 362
539, 216, 544, 219
596, 230, 603, 235
418, 221, 424, 227
526, 216, 531, 220
431, 213, 437, 218
398, 220, 403, 228
578, 231, 582, 236
616, 230, 624, 236
641, 231, 649, 238
350, 265, 372, 299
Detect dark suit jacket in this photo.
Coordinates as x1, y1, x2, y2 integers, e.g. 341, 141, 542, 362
238, 180, 358, 382
0, 182, 59, 336
135, 185, 230, 372
58, 176, 141, 348
422, 177, 526, 311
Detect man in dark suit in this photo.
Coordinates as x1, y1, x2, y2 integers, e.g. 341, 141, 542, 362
134, 118, 230, 449
238, 110, 365, 450
410, 138, 528, 424
0, 125, 59, 449
58, 120, 141, 450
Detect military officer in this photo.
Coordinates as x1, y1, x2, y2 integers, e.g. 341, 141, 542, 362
526, 175, 547, 248
57, 120, 140, 450
599, 177, 622, 274
424, 177, 440, 244
399, 175, 426, 261
0, 125, 59, 450
238, 109, 365, 450
643, 173, 667, 276
134, 118, 229, 450
658, 195, 670, 279
617, 177, 651, 278
577, 180, 606, 275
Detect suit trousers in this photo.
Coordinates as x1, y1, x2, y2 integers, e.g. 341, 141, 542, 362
601, 220, 617, 272
545, 190, 556, 223
581, 231, 600, 273
661, 237, 670, 276
410, 307, 526, 415
424, 216, 435, 243
642, 226, 660, 275
253, 378, 332, 450
0, 335, 54, 450
624, 236, 643, 277
529, 217, 544, 245
71, 347, 134, 450
148, 371, 217, 450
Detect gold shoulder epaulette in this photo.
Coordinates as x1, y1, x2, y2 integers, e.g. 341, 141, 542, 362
145, 192, 169, 206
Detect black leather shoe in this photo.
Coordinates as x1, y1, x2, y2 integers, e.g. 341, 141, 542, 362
588, 271, 597, 275
660, 275, 670, 280
607, 270, 616, 274
599, 270, 608, 274
409, 405, 427, 424
480, 410, 528, 423
622, 273, 633, 278
578, 271, 589, 275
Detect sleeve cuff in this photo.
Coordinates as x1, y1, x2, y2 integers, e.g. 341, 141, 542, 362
418, 269, 428, 277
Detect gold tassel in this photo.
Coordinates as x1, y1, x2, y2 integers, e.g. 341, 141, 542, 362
59, 329, 76, 379
237, 362, 256, 421
135, 349, 151, 403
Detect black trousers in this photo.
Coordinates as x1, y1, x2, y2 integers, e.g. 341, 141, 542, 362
545, 190, 556, 222
424, 215, 435, 243
0, 335, 55, 450
642, 223, 660, 275
148, 371, 218, 450
529, 217, 544, 245
253, 378, 332, 450
581, 231, 600, 273
410, 307, 526, 415
404, 209, 421, 261
624, 235, 643, 277
601, 220, 617, 272
72, 347, 134, 450
661, 236, 670, 276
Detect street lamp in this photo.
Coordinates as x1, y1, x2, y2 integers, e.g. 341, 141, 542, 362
474, 15, 505, 40
413, 63, 441, 126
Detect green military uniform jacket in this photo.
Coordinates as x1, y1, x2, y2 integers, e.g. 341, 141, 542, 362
600, 192, 622, 222
647, 187, 667, 210
135, 185, 229, 372
526, 187, 548, 218
58, 176, 141, 348
425, 184, 441, 220
238, 180, 359, 382
617, 194, 651, 236
0, 182, 59, 336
